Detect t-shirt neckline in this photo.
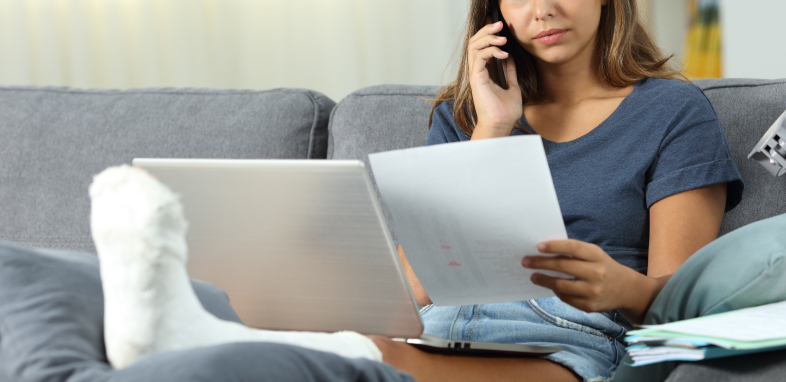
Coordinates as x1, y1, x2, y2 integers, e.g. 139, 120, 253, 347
519, 79, 644, 146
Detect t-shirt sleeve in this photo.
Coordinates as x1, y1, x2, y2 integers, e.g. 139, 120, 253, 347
427, 101, 468, 145
645, 93, 744, 212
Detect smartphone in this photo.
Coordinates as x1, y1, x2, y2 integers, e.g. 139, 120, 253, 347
490, 1, 509, 90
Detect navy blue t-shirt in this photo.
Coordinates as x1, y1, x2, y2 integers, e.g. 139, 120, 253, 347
427, 78, 744, 274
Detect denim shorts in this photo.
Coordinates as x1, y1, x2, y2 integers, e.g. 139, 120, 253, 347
420, 297, 633, 382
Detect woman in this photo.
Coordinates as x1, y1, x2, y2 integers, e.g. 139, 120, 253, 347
369, 0, 742, 381
92, 0, 743, 381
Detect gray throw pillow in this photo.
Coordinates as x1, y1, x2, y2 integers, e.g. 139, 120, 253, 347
0, 241, 413, 382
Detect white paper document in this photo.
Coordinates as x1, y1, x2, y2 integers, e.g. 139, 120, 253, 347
368, 135, 570, 306
643, 300, 786, 342
627, 347, 706, 365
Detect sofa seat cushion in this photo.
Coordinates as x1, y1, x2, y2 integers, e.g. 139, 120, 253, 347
0, 240, 413, 382
0, 86, 335, 253
664, 348, 786, 382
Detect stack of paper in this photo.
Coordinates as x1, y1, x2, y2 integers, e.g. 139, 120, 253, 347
625, 300, 786, 366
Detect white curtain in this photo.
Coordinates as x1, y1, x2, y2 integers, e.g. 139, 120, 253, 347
0, 0, 468, 101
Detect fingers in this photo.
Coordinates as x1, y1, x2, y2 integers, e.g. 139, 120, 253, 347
468, 37, 507, 75
472, 47, 508, 77
530, 273, 607, 312
468, 21, 507, 76
469, 20, 504, 46
523, 255, 591, 279
537, 239, 603, 261
469, 34, 508, 57
530, 273, 586, 296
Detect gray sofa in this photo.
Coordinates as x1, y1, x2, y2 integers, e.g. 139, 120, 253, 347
0, 78, 785, 381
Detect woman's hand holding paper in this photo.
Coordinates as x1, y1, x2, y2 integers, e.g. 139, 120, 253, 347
523, 239, 661, 325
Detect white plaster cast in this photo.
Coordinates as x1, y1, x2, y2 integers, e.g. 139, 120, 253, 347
90, 165, 382, 369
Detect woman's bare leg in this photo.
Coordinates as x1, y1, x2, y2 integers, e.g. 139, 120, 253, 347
370, 336, 581, 382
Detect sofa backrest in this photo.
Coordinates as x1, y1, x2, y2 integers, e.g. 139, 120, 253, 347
695, 79, 786, 235
327, 79, 786, 238
327, 85, 436, 160
0, 86, 335, 253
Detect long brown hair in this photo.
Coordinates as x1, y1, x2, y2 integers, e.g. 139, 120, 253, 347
429, 0, 686, 136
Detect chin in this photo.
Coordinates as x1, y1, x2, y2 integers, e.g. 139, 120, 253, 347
521, 44, 576, 66
532, 51, 576, 65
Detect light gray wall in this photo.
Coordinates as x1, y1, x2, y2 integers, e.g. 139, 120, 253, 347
0, 0, 470, 103
721, 0, 786, 79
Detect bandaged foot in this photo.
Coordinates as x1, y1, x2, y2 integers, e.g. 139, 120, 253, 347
90, 165, 382, 369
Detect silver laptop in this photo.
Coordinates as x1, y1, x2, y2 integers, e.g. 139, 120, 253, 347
133, 158, 561, 357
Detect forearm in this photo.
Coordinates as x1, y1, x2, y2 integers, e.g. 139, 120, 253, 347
397, 245, 432, 306
616, 271, 672, 325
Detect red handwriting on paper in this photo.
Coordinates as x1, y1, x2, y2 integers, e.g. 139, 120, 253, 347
441, 245, 451, 249
447, 261, 462, 267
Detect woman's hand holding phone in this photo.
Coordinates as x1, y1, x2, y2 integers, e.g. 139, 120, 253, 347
468, 19, 522, 140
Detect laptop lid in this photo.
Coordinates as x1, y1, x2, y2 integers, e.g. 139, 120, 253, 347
133, 158, 423, 338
